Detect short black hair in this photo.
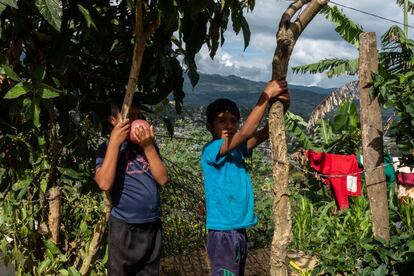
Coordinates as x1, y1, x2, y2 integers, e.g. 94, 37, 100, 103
105, 94, 141, 117
206, 98, 240, 125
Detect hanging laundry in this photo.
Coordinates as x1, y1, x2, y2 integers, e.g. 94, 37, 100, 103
306, 150, 362, 210
358, 153, 396, 186
393, 157, 414, 201
397, 172, 414, 186
393, 157, 414, 173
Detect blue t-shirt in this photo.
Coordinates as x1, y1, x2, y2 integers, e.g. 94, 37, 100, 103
201, 139, 258, 230
95, 141, 160, 223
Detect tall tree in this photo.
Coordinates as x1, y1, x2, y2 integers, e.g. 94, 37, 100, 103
269, 0, 328, 275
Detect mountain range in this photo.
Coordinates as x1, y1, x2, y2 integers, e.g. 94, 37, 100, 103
183, 74, 333, 117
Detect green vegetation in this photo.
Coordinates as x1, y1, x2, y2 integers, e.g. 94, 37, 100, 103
0, 0, 413, 275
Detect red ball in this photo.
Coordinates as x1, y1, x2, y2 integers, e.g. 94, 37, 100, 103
129, 119, 151, 144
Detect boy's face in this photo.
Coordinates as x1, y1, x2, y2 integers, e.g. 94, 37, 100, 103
209, 111, 239, 139
109, 106, 142, 126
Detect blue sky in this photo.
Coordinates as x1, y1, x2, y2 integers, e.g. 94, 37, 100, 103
195, 0, 414, 88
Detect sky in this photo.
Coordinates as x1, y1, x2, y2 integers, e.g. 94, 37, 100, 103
194, 0, 414, 88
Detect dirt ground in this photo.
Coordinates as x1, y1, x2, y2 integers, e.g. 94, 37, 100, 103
160, 248, 317, 276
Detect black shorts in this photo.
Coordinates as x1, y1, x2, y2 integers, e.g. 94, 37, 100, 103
108, 215, 162, 276
207, 229, 248, 276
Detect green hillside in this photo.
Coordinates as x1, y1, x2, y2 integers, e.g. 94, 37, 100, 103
183, 74, 331, 118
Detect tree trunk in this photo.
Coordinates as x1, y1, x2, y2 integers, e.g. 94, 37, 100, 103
269, 1, 328, 275
359, 32, 389, 241
269, 101, 291, 276
48, 186, 61, 244
48, 108, 61, 245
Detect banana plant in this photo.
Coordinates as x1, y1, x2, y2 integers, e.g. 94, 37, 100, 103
292, 2, 414, 155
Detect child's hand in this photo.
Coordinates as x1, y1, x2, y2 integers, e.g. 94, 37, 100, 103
263, 78, 288, 98
109, 119, 130, 147
134, 125, 155, 149
276, 90, 290, 111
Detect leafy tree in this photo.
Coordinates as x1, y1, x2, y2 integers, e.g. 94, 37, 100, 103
0, 0, 257, 273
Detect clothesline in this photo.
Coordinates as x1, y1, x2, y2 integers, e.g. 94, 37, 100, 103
287, 157, 399, 178
158, 133, 404, 178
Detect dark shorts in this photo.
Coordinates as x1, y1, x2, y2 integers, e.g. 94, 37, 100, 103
207, 229, 248, 276
108, 215, 162, 276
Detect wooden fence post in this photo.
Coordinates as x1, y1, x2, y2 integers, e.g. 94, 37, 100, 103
359, 32, 390, 241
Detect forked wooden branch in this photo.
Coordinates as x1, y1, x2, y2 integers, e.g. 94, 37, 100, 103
269, 1, 328, 275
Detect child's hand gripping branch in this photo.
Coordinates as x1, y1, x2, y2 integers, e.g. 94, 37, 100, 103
218, 77, 289, 156
201, 77, 289, 276
133, 125, 169, 186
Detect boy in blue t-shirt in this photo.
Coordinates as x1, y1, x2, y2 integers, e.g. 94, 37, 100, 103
201, 79, 289, 275
95, 96, 168, 275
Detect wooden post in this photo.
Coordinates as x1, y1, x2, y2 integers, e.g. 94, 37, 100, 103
359, 32, 390, 241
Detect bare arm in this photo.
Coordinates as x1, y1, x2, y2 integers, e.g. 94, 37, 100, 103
95, 119, 130, 191
247, 124, 269, 151
219, 79, 288, 156
246, 88, 291, 151
135, 125, 169, 186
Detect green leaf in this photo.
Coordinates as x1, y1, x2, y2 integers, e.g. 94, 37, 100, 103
320, 5, 363, 48
77, 4, 97, 30
0, 0, 17, 9
57, 167, 83, 179
373, 264, 386, 276
38, 258, 52, 273
292, 58, 359, 77
32, 96, 41, 128
285, 111, 313, 149
38, 135, 46, 146
184, 57, 199, 87
35, 0, 63, 31
240, 16, 250, 50
2, 63, 21, 81
162, 117, 174, 137
68, 267, 81, 276
12, 179, 32, 192
43, 239, 61, 255
333, 114, 347, 131
37, 83, 60, 99
3, 82, 30, 99
40, 178, 48, 193
361, 242, 374, 251
0, 3, 6, 13
80, 220, 87, 233
20, 225, 29, 238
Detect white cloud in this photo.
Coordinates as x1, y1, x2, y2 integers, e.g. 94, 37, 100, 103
196, 0, 413, 88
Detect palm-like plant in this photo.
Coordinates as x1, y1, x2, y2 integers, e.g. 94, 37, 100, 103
291, 2, 414, 155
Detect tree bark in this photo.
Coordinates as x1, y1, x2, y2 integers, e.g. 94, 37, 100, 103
359, 32, 389, 241
48, 186, 61, 244
269, 1, 328, 275
48, 108, 61, 245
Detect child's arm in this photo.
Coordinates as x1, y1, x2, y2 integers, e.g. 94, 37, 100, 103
247, 124, 269, 150
134, 125, 169, 186
246, 89, 290, 150
95, 119, 130, 191
219, 79, 288, 156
